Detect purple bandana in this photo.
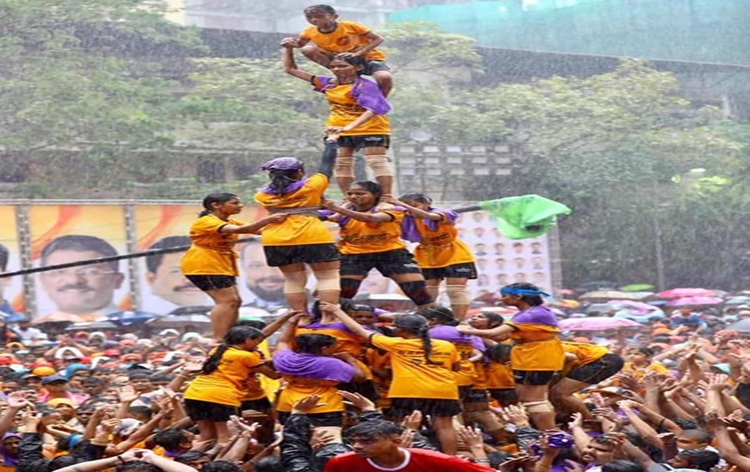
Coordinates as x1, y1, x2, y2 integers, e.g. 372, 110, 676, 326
260, 178, 308, 195
314, 76, 392, 115
401, 208, 458, 243
273, 349, 355, 383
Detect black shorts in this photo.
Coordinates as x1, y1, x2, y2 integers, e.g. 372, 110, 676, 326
341, 249, 423, 278
513, 370, 557, 386
488, 388, 518, 405
240, 397, 272, 413
421, 262, 478, 281
390, 398, 462, 419
458, 385, 474, 402
464, 388, 490, 404
363, 60, 391, 75
338, 379, 380, 402
263, 243, 340, 267
567, 354, 624, 384
337, 135, 390, 150
278, 411, 343, 427
185, 275, 236, 292
184, 398, 238, 422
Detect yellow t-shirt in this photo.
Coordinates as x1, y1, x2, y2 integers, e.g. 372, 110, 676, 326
412, 213, 475, 269
453, 341, 479, 387
483, 360, 516, 390
506, 322, 565, 372
300, 21, 387, 61
369, 333, 459, 400
622, 361, 670, 379
338, 208, 406, 255
181, 214, 244, 276
254, 173, 335, 246
184, 348, 264, 407
276, 376, 345, 414
312, 77, 391, 136
562, 342, 610, 374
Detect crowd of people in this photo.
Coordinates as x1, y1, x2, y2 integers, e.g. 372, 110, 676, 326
2, 3, 749, 472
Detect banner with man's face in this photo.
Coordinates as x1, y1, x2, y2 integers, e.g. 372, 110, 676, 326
29, 205, 130, 317
0, 206, 24, 315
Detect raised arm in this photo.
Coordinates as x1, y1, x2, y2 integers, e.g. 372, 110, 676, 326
220, 214, 287, 234
282, 46, 314, 82
321, 200, 394, 223
320, 302, 373, 340
382, 196, 444, 221
457, 323, 514, 342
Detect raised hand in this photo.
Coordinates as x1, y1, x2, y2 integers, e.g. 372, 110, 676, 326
338, 390, 376, 411
118, 385, 139, 403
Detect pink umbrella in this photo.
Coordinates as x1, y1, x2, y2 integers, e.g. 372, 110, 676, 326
666, 296, 723, 307
657, 288, 716, 299
559, 317, 641, 331
607, 300, 661, 314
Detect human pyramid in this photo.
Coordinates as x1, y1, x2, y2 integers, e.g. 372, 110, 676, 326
168, 5, 717, 472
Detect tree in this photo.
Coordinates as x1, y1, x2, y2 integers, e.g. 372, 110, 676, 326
0, 0, 201, 197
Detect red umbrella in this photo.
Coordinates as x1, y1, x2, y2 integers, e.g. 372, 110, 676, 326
657, 288, 716, 299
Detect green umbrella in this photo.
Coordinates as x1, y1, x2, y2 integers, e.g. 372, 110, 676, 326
619, 284, 655, 292
454, 195, 572, 240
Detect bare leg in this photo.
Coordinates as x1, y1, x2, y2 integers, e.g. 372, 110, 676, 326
301, 44, 332, 68
335, 148, 355, 194
432, 415, 458, 455
279, 264, 308, 313
446, 277, 470, 319
551, 378, 592, 419
205, 286, 242, 341
392, 273, 435, 309
363, 146, 393, 195
195, 419, 217, 443
310, 260, 341, 304
516, 384, 555, 431
425, 278, 441, 300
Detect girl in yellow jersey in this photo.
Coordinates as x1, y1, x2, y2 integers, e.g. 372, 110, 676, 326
324, 302, 462, 456
389, 194, 477, 319
181, 193, 286, 340
183, 325, 277, 445
282, 46, 394, 195
469, 312, 518, 406
551, 342, 624, 419
457, 283, 564, 431
254, 147, 341, 314
322, 181, 434, 308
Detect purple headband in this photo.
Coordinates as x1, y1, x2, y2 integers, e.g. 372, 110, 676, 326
261, 157, 304, 172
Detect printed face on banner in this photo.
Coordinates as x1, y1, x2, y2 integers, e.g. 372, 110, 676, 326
135, 205, 216, 316
0, 206, 23, 317
30, 206, 130, 317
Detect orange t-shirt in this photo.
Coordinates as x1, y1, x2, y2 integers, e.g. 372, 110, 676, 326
483, 360, 516, 390
312, 76, 391, 136
369, 333, 459, 400
300, 21, 386, 61
184, 348, 264, 407
562, 341, 610, 374
181, 214, 244, 276
254, 173, 335, 246
276, 375, 345, 414
411, 212, 475, 269
338, 207, 406, 255
506, 322, 564, 372
622, 361, 670, 379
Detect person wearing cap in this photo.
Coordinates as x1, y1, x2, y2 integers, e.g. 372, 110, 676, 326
180, 193, 287, 341
324, 303, 462, 456
457, 282, 564, 431
38, 374, 88, 405
254, 151, 341, 314
282, 44, 394, 195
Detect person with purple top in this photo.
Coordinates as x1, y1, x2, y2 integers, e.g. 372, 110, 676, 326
282, 43, 394, 194
458, 282, 564, 431
254, 141, 341, 315
273, 312, 366, 427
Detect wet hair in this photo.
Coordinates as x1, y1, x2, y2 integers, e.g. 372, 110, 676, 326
479, 311, 504, 328
199, 193, 238, 217
0, 243, 7, 271
146, 236, 191, 273
634, 347, 654, 358
81, 377, 104, 386
393, 314, 440, 365
128, 406, 153, 421
502, 282, 544, 306
678, 429, 713, 445
673, 418, 698, 430
268, 168, 303, 196
677, 449, 720, 470
254, 456, 283, 472
128, 372, 151, 381
399, 193, 432, 205
314, 443, 354, 470
154, 429, 191, 451
116, 462, 162, 472
175, 450, 209, 465
235, 319, 267, 330
421, 306, 458, 327
349, 181, 382, 201
601, 460, 644, 472
311, 298, 356, 321
331, 53, 366, 69
304, 4, 337, 15
40, 235, 119, 271
485, 343, 512, 364
202, 461, 244, 472
48, 455, 84, 471
294, 333, 337, 355
346, 420, 403, 440
202, 326, 264, 375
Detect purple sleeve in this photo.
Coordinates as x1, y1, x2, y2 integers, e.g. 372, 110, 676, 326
471, 335, 485, 351
512, 305, 559, 326
436, 209, 459, 224
352, 78, 392, 115
313, 76, 334, 93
